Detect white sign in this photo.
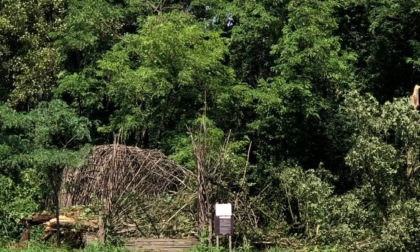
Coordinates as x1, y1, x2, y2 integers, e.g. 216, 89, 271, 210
215, 203, 232, 216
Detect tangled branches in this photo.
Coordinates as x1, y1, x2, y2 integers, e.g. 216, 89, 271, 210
59, 144, 191, 236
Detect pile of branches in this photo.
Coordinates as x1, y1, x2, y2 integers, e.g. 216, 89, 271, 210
59, 144, 192, 236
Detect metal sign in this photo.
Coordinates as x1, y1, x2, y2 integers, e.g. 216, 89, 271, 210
214, 203, 233, 251
214, 216, 233, 236
214, 203, 233, 236
215, 203, 232, 216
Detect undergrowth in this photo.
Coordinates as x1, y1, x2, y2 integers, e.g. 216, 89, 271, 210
0, 241, 129, 252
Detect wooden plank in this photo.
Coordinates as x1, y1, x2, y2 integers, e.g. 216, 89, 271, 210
124, 238, 198, 252
127, 243, 196, 246
133, 244, 195, 246
128, 238, 197, 242
127, 245, 195, 248
126, 242, 196, 246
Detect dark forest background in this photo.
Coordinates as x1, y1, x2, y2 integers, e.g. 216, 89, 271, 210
2, 0, 420, 250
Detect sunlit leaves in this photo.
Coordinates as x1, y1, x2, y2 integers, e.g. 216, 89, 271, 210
343, 91, 420, 221
0, 0, 64, 106
278, 167, 333, 237
379, 199, 420, 250
97, 11, 234, 143
10, 47, 61, 105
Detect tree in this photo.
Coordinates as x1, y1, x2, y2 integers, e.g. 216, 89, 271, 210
342, 90, 420, 250
249, 0, 355, 167
0, 100, 91, 245
53, 0, 123, 72
96, 11, 234, 147
0, 0, 63, 107
337, 0, 420, 100
227, 0, 284, 87
53, 0, 124, 129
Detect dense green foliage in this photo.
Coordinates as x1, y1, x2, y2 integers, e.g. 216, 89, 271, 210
2, 0, 420, 251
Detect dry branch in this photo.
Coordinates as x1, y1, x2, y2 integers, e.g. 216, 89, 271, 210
59, 144, 191, 237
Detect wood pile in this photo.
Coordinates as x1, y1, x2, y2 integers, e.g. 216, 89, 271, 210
42, 215, 97, 241
58, 144, 193, 238
20, 207, 99, 248
60, 144, 190, 208
18, 144, 193, 248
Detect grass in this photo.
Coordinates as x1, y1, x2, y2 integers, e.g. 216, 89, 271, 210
0, 240, 339, 252
0, 241, 129, 252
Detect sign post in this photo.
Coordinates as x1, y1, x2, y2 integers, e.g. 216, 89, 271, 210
214, 203, 233, 251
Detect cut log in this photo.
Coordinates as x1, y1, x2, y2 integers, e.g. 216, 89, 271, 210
42, 226, 55, 241
24, 213, 55, 225
47, 215, 76, 226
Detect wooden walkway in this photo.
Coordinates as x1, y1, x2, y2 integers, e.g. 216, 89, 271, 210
124, 238, 198, 252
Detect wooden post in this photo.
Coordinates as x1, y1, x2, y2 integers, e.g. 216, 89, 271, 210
98, 211, 105, 245
216, 235, 219, 250
53, 171, 61, 248
229, 236, 232, 252
20, 221, 31, 242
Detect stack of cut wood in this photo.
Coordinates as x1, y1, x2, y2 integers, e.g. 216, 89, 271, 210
43, 215, 77, 240
43, 214, 98, 243
20, 207, 99, 248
